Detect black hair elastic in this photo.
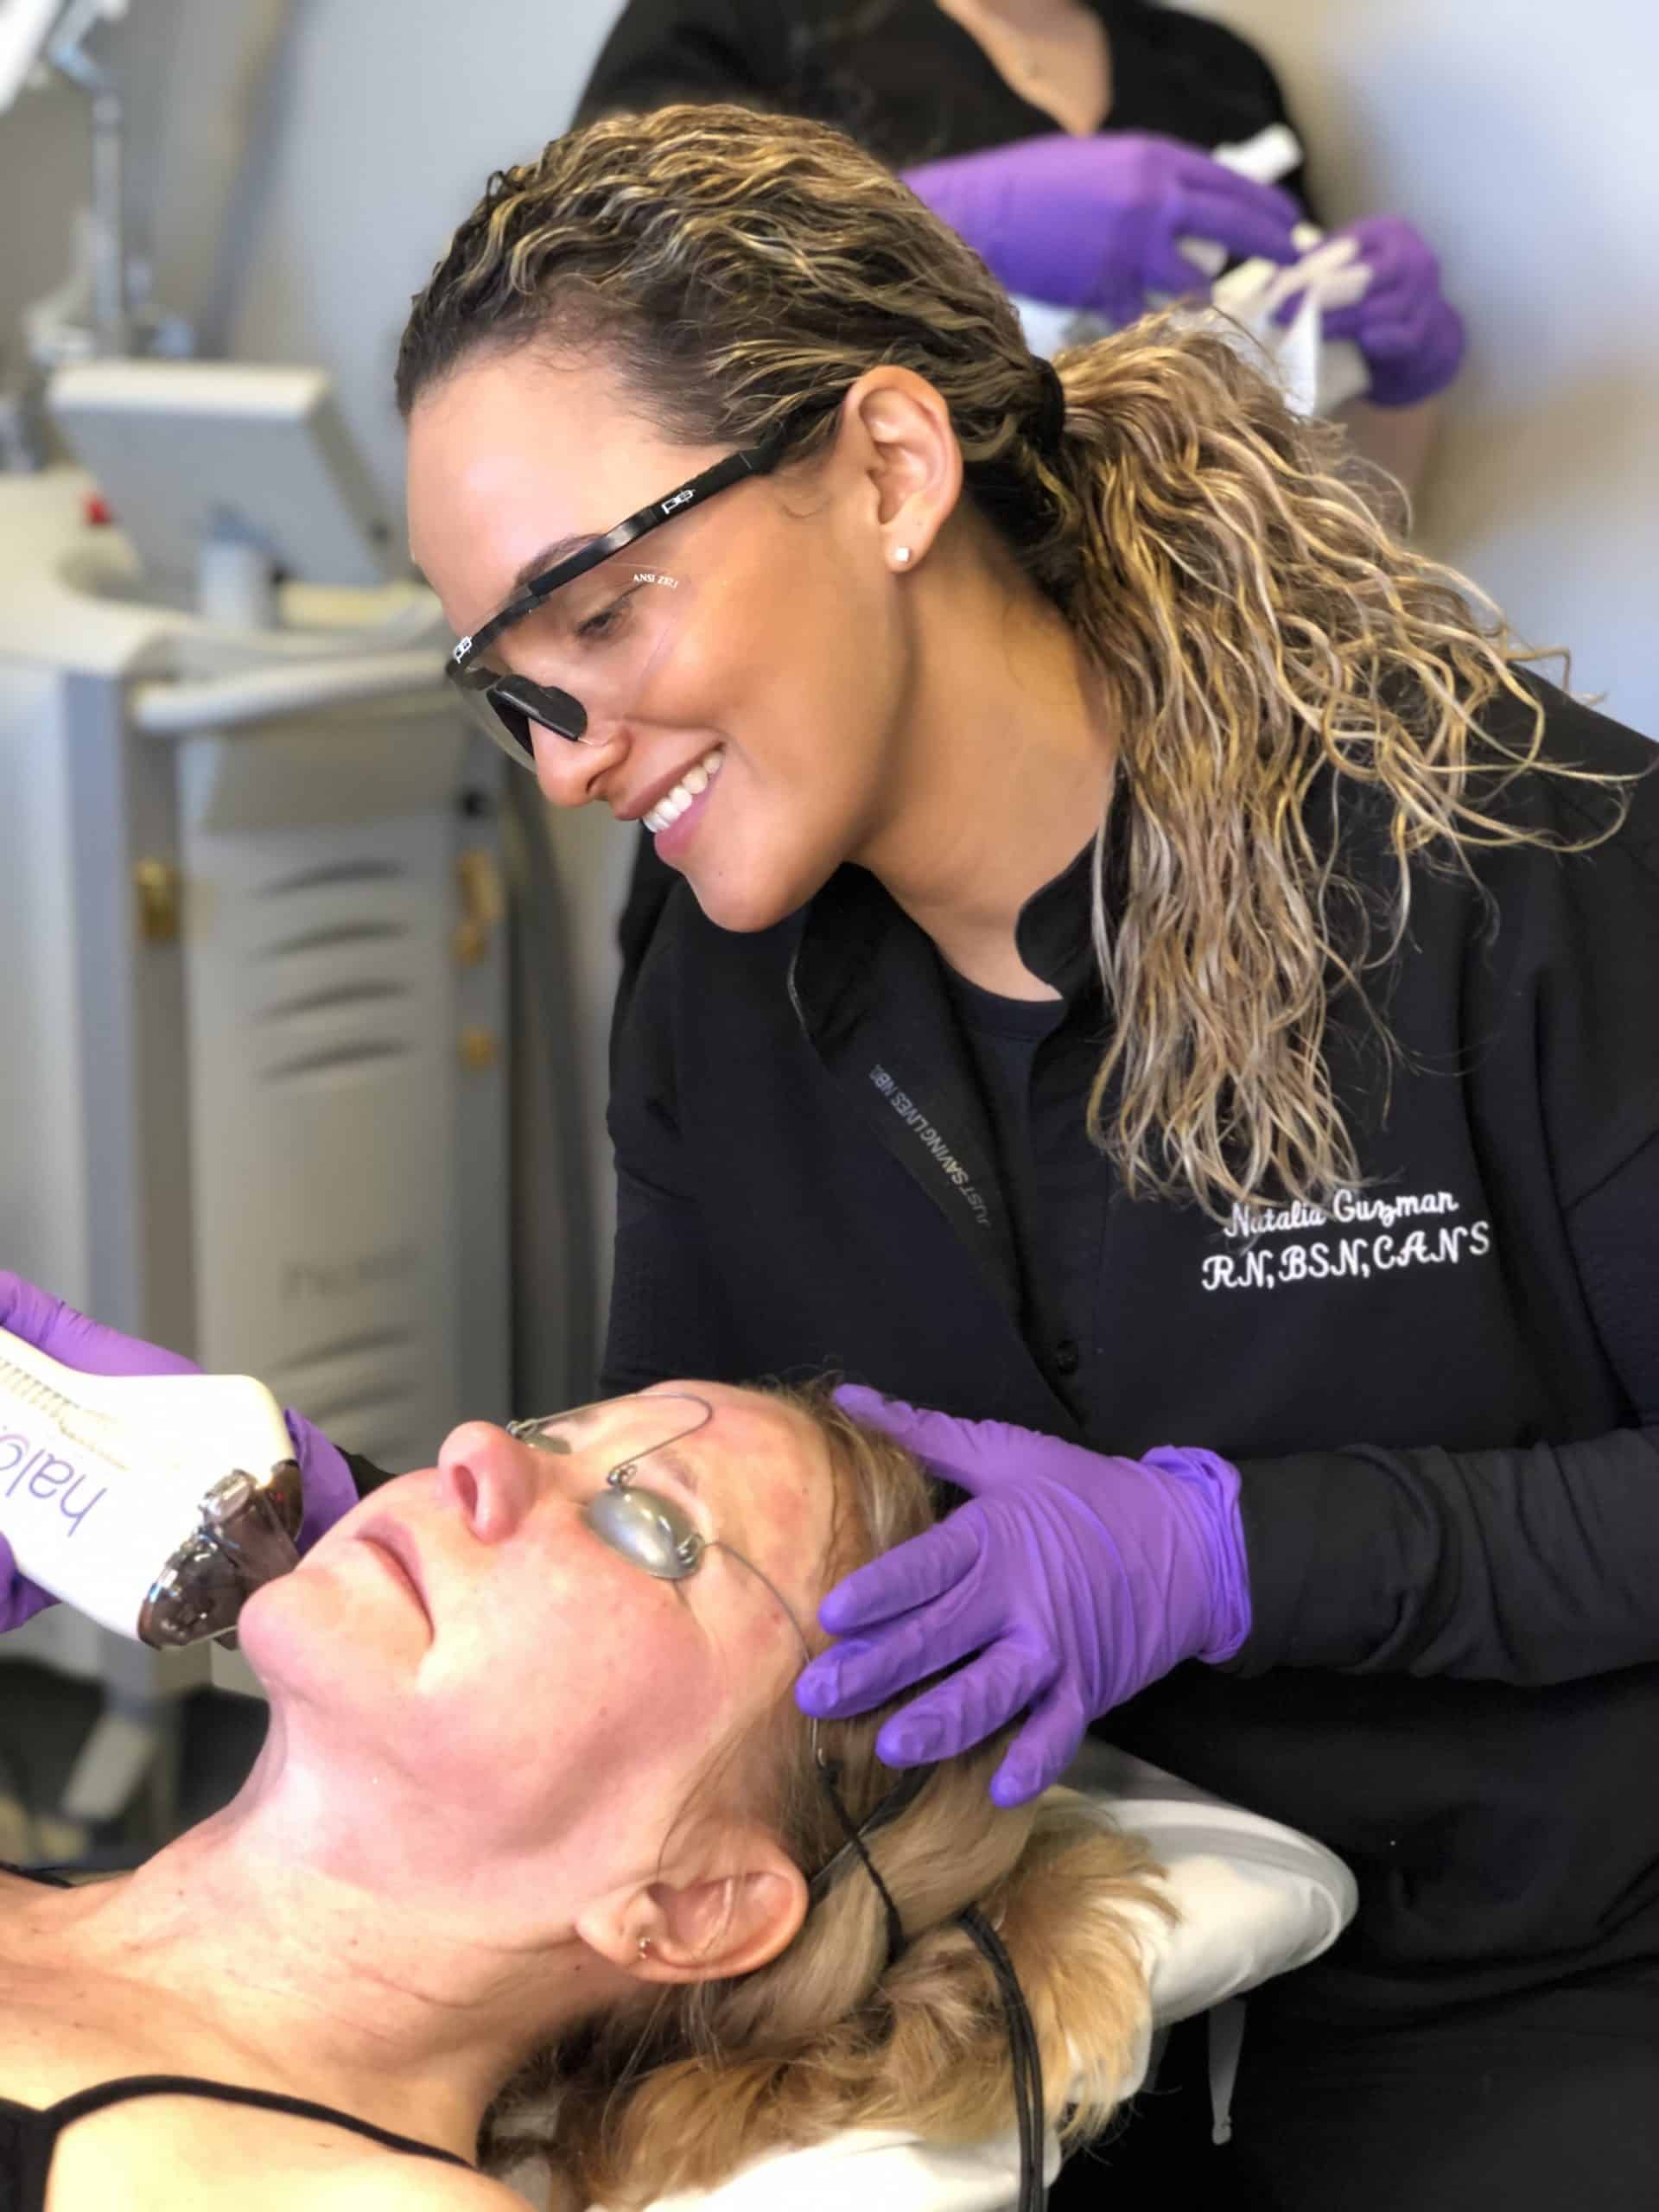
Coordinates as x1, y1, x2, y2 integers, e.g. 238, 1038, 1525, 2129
1033, 357, 1068, 460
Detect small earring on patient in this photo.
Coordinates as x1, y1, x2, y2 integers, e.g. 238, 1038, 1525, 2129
637, 1935, 653, 1959
893, 546, 912, 566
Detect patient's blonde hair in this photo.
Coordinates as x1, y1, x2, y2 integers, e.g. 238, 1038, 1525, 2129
480, 1383, 1171, 2207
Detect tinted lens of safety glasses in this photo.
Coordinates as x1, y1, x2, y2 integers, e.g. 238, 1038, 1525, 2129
455, 682, 533, 766
454, 672, 588, 767
454, 677, 534, 766
496, 671, 588, 746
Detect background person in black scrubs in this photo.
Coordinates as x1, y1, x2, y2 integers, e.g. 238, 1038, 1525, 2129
579, 0, 1465, 1001
388, 105, 1656, 2209
579, 1, 1460, 484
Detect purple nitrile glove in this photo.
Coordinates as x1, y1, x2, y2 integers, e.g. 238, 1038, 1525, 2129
797, 1389, 1251, 1808
903, 130, 1301, 331
0, 1272, 359, 1630
1280, 214, 1465, 407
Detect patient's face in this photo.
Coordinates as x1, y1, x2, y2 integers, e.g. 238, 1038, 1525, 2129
241, 1383, 839, 1877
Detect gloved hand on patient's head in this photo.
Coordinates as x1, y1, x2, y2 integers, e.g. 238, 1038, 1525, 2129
902, 130, 1302, 332
796, 1389, 1252, 1807
0, 1272, 359, 1632
1276, 213, 1465, 407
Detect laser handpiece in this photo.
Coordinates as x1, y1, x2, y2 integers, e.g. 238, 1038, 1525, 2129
0, 1325, 303, 1648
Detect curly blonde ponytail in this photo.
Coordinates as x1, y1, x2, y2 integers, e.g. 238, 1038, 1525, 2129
1024, 318, 1623, 1207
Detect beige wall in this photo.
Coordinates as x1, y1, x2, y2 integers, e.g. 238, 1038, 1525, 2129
1196, 0, 1659, 734
219, 0, 619, 512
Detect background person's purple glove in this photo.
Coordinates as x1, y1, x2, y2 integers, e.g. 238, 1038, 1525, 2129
1281, 213, 1465, 407
903, 130, 1301, 330
797, 1389, 1252, 1807
0, 1272, 359, 1630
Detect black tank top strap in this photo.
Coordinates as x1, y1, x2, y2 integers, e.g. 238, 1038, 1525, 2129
0, 1866, 471, 2188
39, 2073, 473, 2166
0, 2099, 56, 2212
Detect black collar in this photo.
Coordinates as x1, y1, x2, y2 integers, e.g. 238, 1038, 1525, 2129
779, 804, 1120, 1414
792, 791, 1122, 1027
1014, 778, 1130, 1001
1012, 836, 1100, 1001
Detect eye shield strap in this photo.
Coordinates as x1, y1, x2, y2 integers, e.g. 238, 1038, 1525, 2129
807, 1757, 931, 1969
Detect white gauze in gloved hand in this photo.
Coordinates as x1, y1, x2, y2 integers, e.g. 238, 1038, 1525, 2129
1189, 125, 1370, 416
1014, 124, 1370, 418
1211, 225, 1371, 416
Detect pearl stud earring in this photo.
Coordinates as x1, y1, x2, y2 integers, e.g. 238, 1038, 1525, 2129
893, 546, 912, 566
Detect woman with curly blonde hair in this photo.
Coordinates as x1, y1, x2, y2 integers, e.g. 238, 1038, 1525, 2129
206, 90, 1659, 2208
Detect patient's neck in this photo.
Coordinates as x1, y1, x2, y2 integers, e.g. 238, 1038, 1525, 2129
44, 1734, 619, 2158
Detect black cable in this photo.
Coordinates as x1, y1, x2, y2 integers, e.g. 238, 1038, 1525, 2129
805, 1758, 1048, 2210
958, 1905, 1047, 2212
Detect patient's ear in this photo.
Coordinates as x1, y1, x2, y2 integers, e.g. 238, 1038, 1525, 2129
576, 1827, 808, 1984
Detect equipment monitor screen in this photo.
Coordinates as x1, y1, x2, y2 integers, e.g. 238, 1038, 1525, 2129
48, 359, 391, 595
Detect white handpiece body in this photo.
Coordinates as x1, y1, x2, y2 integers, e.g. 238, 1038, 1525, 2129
0, 1327, 302, 1645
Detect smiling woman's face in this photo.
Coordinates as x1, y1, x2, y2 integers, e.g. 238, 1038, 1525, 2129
406, 349, 915, 934
239, 1383, 842, 1875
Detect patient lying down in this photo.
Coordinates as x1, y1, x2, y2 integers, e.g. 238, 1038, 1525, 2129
0, 1382, 1169, 2211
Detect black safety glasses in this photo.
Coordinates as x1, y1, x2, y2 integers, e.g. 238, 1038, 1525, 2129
443, 442, 780, 766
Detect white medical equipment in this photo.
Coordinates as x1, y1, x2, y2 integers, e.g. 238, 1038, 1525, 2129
613, 1753, 1358, 2211
0, 359, 510, 1827
0, 1326, 302, 1644
50, 358, 389, 620
0, 0, 67, 111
